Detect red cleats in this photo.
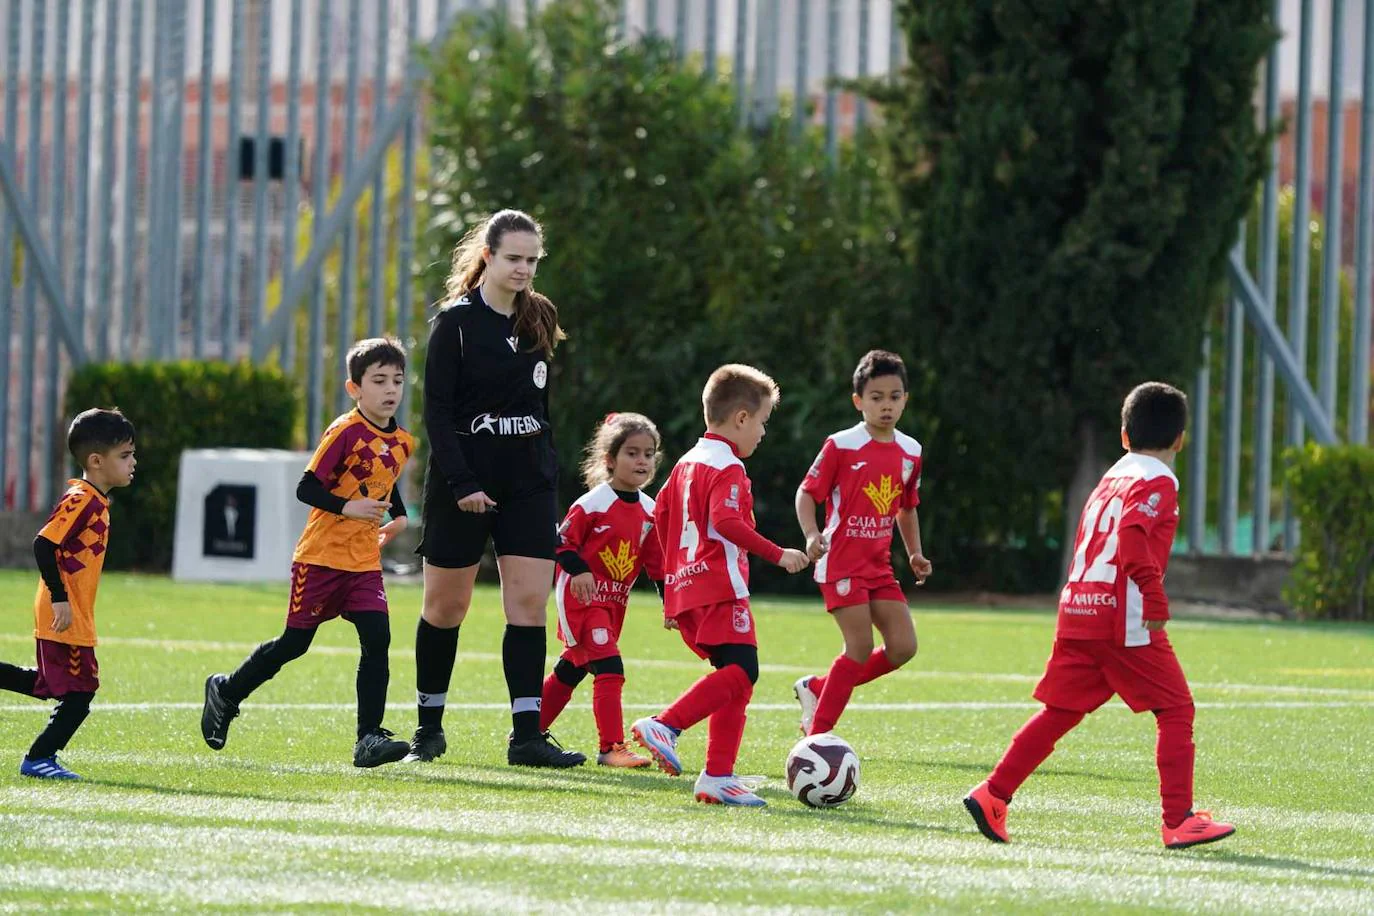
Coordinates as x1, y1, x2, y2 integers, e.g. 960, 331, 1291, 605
1163, 810, 1236, 849
963, 780, 1010, 843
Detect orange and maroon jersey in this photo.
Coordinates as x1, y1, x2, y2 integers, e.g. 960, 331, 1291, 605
293, 409, 414, 572
33, 479, 110, 647
1057, 453, 1180, 646
800, 424, 923, 584
555, 483, 663, 620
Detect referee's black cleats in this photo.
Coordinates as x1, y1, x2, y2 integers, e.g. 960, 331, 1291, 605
508, 731, 586, 768
353, 728, 410, 768
201, 674, 239, 750
403, 726, 448, 762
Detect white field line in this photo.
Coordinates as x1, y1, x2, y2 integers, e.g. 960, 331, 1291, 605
0, 632, 1368, 698
1, 796, 1371, 913
0, 700, 1367, 714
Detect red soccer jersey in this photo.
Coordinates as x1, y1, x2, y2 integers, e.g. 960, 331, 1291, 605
1057, 453, 1180, 646
654, 435, 776, 617
800, 424, 923, 584
555, 483, 663, 619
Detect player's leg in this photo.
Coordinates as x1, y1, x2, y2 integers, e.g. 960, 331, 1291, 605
344, 610, 409, 768
540, 654, 587, 732
807, 604, 875, 736
0, 660, 38, 697
586, 655, 647, 767
22, 642, 99, 779
203, 624, 317, 751
694, 644, 765, 807
864, 596, 918, 680
964, 640, 1107, 842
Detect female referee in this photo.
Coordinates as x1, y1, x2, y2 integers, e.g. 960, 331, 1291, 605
408, 209, 583, 768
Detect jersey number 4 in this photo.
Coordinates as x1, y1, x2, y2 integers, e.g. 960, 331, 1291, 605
1066, 496, 1123, 584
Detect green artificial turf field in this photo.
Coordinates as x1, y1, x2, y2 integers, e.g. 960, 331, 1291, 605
0, 570, 1370, 913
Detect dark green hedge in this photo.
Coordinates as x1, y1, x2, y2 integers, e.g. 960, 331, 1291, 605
64, 361, 298, 571
1284, 444, 1374, 620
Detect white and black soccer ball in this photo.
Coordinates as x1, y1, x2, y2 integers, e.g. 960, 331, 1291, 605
785, 733, 859, 808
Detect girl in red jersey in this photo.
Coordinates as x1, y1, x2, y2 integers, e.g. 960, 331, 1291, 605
538, 413, 666, 766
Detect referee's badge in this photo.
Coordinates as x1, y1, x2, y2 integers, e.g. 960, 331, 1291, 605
533, 361, 548, 389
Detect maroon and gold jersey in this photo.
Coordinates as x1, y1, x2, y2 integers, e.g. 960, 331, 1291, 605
293, 409, 414, 572
33, 479, 110, 647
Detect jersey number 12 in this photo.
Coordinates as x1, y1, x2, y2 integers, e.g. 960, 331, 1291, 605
1066, 496, 1123, 584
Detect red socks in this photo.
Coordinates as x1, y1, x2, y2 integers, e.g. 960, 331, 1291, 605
592, 673, 626, 751
1155, 704, 1196, 828
660, 664, 753, 733
810, 654, 864, 735
987, 706, 1085, 802
705, 692, 751, 776
809, 646, 900, 697
539, 672, 575, 732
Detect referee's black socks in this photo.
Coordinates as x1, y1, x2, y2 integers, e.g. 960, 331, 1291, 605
415, 617, 460, 729
503, 624, 546, 742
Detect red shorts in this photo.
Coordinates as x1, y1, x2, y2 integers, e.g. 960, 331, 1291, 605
1033, 634, 1194, 713
285, 562, 389, 629
673, 600, 757, 660
33, 639, 99, 698
558, 604, 627, 667
818, 574, 906, 612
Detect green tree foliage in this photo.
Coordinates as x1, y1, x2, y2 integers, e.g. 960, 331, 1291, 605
64, 362, 297, 570
423, 0, 913, 590
874, 0, 1274, 571
1284, 443, 1374, 619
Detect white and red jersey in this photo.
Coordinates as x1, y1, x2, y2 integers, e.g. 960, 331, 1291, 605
555, 483, 663, 618
1057, 453, 1180, 646
654, 435, 782, 618
800, 424, 923, 584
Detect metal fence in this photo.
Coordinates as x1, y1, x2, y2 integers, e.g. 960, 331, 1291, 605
0, 0, 1371, 563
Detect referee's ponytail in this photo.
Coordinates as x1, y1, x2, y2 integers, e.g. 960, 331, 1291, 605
443, 209, 567, 358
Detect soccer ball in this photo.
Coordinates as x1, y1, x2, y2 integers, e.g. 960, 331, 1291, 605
785, 733, 859, 807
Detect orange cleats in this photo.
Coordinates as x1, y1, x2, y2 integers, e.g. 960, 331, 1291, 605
1163, 811, 1236, 849
597, 742, 652, 769
963, 781, 1010, 843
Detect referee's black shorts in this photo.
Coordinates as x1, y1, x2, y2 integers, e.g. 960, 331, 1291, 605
417, 433, 559, 568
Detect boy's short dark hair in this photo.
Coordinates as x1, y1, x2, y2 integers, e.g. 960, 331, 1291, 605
702, 364, 780, 426
68, 408, 136, 467
347, 337, 407, 385
1122, 382, 1188, 451
853, 349, 909, 395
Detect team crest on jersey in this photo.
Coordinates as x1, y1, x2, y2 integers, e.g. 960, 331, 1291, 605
592, 627, 611, 645
836, 578, 851, 597
902, 458, 914, 483
863, 474, 902, 515
640, 520, 654, 544
1139, 492, 1162, 518
724, 484, 740, 510
533, 361, 548, 389
732, 604, 752, 634
598, 539, 638, 580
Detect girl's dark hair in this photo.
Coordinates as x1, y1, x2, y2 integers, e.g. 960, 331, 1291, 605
444, 209, 566, 357
580, 412, 661, 490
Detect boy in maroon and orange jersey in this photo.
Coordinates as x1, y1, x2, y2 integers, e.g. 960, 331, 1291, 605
0, 408, 136, 779
201, 338, 415, 768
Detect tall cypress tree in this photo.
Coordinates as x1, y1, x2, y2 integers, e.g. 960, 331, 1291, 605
875, 0, 1274, 568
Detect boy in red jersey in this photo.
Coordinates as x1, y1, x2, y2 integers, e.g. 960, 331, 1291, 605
793, 350, 931, 736
963, 382, 1236, 849
0, 409, 136, 779
540, 412, 665, 767
201, 338, 416, 768
631, 364, 810, 806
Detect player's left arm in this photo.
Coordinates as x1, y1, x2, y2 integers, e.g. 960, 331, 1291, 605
1119, 480, 1176, 626
895, 508, 931, 585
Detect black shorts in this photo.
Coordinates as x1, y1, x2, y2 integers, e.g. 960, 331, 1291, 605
417, 434, 559, 568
